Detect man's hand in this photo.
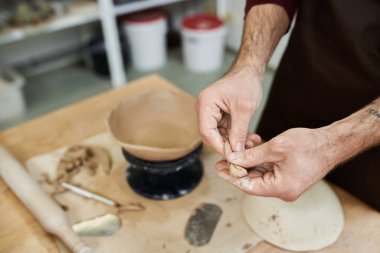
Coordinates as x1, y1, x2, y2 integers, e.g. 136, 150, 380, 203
217, 98, 380, 202
196, 68, 262, 154
217, 127, 338, 201
195, 4, 289, 154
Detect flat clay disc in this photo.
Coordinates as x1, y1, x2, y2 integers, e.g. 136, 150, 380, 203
242, 180, 344, 251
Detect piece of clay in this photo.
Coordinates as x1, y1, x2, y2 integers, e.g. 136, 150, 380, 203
40, 145, 112, 198
90, 147, 112, 174
229, 164, 248, 178
72, 213, 121, 237
242, 180, 344, 251
224, 141, 248, 178
55, 145, 112, 186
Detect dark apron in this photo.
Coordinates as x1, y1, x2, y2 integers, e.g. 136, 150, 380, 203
257, 0, 380, 210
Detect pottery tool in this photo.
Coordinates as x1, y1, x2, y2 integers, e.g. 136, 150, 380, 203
61, 182, 121, 207
184, 203, 222, 247
0, 146, 93, 253
73, 213, 121, 237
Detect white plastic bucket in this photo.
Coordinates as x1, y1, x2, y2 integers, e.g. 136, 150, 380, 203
181, 14, 227, 73
0, 69, 26, 122
122, 10, 167, 71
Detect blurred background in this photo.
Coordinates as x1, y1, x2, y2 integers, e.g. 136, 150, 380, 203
0, 0, 292, 131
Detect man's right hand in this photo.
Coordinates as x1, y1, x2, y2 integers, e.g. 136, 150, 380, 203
196, 67, 263, 154
195, 4, 289, 155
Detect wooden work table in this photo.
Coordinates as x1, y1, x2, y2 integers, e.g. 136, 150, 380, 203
0, 75, 379, 253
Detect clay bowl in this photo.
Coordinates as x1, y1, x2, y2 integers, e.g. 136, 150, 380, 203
107, 90, 202, 161
107, 90, 203, 200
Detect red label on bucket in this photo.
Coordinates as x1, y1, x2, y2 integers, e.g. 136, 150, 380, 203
182, 14, 224, 30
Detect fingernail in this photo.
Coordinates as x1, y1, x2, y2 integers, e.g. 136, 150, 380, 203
236, 142, 243, 152
230, 153, 238, 161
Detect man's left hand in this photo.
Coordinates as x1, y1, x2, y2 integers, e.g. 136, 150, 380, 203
217, 127, 339, 201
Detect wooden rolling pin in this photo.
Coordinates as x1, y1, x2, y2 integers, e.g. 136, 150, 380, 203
0, 146, 92, 253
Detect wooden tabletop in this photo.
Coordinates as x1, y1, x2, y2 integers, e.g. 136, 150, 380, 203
0, 75, 379, 253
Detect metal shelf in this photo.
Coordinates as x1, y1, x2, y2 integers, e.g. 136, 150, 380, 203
1, 0, 220, 88
113, 0, 187, 16
98, 0, 192, 88
0, 1, 99, 46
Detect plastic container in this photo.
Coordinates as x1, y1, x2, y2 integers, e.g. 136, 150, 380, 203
122, 9, 167, 71
0, 69, 26, 122
181, 14, 227, 72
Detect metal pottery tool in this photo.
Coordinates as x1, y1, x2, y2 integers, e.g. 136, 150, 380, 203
61, 182, 121, 207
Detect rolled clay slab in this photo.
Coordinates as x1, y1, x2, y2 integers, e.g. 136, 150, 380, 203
107, 90, 201, 161
242, 180, 344, 251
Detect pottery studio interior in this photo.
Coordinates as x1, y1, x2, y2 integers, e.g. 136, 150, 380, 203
0, 0, 379, 253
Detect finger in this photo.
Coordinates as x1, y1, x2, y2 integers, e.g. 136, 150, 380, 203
245, 133, 262, 149
227, 141, 282, 168
197, 104, 225, 154
218, 116, 230, 141
229, 110, 253, 152
246, 133, 262, 144
218, 113, 230, 129
259, 162, 274, 171
248, 169, 264, 178
215, 160, 228, 171
217, 169, 275, 196
245, 140, 255, 149
219, 127, 228, 141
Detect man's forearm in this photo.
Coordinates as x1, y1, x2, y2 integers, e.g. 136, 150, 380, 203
232, 4, 289, 77
324, 98, 380, 167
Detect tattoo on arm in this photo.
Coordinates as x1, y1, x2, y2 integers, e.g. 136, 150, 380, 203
324, 97, 379, 165
364, 98, 380, 120
365, 108, 380, 119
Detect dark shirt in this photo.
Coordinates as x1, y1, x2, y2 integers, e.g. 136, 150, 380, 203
250, 0, 380, 210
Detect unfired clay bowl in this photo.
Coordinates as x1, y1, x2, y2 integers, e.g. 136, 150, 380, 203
107, 90, 201, 161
